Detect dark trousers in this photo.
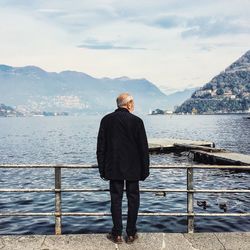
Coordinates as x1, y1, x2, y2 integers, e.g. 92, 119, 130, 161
109, 180, 140, 236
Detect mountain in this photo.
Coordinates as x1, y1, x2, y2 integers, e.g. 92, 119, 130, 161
164, 87, 197, 109
175, 51, 250, 114
0, 65, 171, 114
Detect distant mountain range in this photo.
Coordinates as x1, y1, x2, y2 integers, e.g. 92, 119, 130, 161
0, 64, 193, 114
176, 50, 250, 114
2, 51, 250, 115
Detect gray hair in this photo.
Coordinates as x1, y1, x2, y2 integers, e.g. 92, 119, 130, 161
116, 95, 133, 107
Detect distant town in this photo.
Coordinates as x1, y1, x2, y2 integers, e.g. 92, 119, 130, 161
149, 108, 250, 115
2, 102, 250, 117
0, 104, 68, 117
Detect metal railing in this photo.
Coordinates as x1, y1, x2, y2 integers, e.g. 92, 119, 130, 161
0, 164, 250, 234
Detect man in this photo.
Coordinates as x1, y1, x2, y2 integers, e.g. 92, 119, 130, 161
96, 93, 150, 244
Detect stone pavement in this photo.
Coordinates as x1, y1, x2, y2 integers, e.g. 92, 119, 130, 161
0, 232, 250, 250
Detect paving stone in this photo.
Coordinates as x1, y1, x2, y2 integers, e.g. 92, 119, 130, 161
0, 233, 250, 250
0, 235, 45, 250
183, 233, 224, 250
215, 232, 250, 250
42, 234, 115, 250
163, 233, 195, 250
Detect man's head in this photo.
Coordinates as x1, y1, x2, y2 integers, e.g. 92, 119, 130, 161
116, 93, 134, 112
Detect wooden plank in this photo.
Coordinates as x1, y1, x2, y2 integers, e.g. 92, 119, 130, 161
173, 143, 225, 152
148, 138, 214, 153
191, 150, 250, 165
148, 138, 214, 148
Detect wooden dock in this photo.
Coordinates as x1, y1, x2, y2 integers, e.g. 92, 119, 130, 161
148, 138, 214, 153
148, 138, 250, 166
191, 150, 250, 166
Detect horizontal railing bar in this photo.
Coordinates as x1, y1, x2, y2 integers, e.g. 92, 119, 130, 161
0, 212, 55, 216
1, 188, 250, 193
188, 165, 250, 170
192, 189, 250, 193
61, 188, 186, 193
0, 189, 55, 192
62, 212, 250, 217
0, 164, 250, 170
62, 212, 187, 216
0, 188, 185, 192
1, 212, 250, 217
194, 213, 250, 217
0, 164, 98, 168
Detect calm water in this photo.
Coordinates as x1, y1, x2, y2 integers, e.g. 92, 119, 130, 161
0, 114, 250, 234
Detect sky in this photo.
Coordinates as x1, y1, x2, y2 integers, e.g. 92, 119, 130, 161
0, 0, 250, 93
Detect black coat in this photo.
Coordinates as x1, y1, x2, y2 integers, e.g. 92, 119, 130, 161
96, 107, 150, 181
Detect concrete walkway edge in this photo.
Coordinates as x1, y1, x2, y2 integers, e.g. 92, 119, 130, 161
0, 232, 250, 250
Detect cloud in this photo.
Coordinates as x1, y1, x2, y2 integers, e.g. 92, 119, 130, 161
150, 15, 184, 29
0, 0, 37, 8
181, 16, 250, 38
145, 14, 250, 39
197, 41, 246, 52
37, 8, 67, 16
3, 0, 250, 38
77, 39, 146, 50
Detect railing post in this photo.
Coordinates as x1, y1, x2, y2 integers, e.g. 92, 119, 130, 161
187, 166, 194, 233
55, 167, 62, 235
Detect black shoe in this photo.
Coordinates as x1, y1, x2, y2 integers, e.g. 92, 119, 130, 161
107, 233, 123, 244
126, 234, 138, 244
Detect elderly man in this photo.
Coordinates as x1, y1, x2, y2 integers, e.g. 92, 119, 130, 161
96, 93, 150, 244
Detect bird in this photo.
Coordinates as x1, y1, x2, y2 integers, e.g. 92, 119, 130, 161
197, 200, 208, 209
219, 202, 227, 212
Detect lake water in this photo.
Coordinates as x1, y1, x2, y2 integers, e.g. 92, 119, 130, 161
0, 114, 250, 234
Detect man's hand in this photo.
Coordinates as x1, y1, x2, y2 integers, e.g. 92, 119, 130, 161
101, 175, 108, 181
